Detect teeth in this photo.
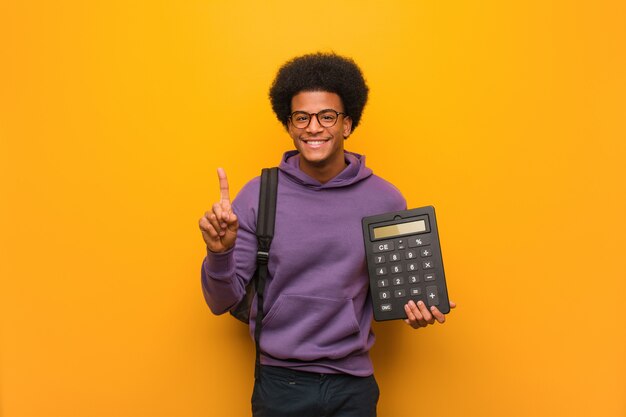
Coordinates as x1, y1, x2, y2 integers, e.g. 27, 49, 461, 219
305, 140, 326, 145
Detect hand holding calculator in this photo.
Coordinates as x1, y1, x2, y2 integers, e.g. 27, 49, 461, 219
362, 206, 451, 321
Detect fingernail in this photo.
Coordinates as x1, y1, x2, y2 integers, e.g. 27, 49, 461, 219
430, 306, 436, 311
417, 301, 424, 306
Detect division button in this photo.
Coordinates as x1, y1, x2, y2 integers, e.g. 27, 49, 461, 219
420, 247, 433, 257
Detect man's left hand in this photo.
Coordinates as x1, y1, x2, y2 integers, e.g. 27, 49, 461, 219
404, 300, 456, 329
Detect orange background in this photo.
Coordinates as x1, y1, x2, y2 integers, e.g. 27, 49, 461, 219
1, 1, 625, 416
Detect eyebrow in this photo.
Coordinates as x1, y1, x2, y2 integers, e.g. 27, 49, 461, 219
291, 108, 341, 114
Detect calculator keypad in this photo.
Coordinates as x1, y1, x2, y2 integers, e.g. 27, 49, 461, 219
370, 238, 443, 315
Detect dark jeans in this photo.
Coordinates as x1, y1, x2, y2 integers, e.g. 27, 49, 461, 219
251, 365, 379, 417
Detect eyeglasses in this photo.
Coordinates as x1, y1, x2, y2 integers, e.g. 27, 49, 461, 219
288, 109, 346, 129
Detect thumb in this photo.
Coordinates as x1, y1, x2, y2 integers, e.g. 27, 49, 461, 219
226, 212, 239, 232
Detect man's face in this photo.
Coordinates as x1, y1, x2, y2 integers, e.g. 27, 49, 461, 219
287, 91, 353, 179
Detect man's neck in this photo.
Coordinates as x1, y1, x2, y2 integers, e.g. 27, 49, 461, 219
300, 156, 347, 184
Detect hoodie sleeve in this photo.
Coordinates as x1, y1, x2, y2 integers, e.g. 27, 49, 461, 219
200, 178, 260, 315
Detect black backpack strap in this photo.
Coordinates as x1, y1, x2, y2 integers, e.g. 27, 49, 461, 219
254, 167, 278, 378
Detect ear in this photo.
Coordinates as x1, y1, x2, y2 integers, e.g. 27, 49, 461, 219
342, 116, 353, 139
286, 118, 295, 135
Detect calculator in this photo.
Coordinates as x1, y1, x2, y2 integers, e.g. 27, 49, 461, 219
362, 206, 450, 321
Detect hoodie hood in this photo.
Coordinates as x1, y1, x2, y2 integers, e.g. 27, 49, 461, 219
278, 150, 373, 190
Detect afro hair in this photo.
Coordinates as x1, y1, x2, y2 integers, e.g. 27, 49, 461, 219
269, 52, 369, 131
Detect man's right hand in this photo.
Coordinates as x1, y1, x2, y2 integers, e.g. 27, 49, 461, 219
199, 168, 239, 253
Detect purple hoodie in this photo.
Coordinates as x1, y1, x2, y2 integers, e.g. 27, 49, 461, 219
201, 150, 406, 376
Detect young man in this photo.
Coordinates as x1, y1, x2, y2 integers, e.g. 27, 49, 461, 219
199, 53, 455, 417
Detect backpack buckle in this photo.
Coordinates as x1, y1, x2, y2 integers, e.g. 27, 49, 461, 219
256, 251, 269, 264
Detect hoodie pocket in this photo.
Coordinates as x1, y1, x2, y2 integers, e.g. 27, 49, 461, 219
260, 294, 363, 361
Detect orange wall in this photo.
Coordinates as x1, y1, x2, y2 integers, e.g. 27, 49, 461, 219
1, 1, 625, 416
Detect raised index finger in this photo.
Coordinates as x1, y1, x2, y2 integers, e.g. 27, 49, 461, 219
217, 167, 230, 204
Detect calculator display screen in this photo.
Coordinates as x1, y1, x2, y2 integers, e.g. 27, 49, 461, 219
373, 220, 427, 239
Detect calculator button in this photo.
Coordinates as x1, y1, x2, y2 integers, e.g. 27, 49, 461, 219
396, 239, 406, 250
408, 235, 431, 247
424, 273, 436, 282
373, 241, 394, 253
408, 274, 419, 283
394, 289, 406, 298
405, 250, 417, 260
392, 277, 405, 286
379, 291, 391, 300
391, 264, 403, 274
374, 255, 386, 264
380, 304, 392, 312
377, 279, 389, 288
420, 247, 433, 257
426, 286, 439, 306
410, 287, 422, 296
422, 261, 434, 269
375, 267, 388, 276
406, 262, 419, 272
389, 252, 401, 262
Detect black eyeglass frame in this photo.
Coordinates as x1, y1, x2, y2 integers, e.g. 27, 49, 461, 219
287, 109, 347, 129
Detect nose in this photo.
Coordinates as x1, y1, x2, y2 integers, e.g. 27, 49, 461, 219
305, 114, 324, 134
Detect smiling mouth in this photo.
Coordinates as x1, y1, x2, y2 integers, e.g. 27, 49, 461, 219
301, 138, 330, 145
